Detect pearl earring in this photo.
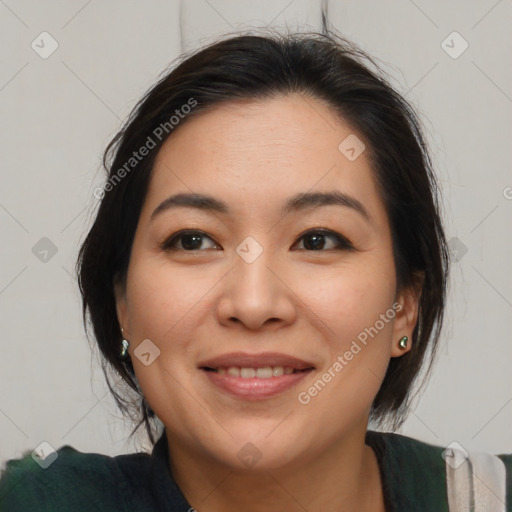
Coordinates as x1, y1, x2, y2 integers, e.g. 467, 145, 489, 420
120, 339, 130, 358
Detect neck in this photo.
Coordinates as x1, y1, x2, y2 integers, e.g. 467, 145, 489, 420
166, 426, 385, 512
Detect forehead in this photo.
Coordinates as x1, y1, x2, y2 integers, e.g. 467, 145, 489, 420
144, 94, 386, 223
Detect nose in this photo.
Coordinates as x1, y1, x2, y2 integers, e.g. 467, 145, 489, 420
216, 241, 297, 331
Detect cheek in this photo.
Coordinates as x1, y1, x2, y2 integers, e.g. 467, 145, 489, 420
123, 258, 217, 431
293, 258, 397, 416
299, 258, 397, 345
286, 266, 398, 455
125, 256, 217, 343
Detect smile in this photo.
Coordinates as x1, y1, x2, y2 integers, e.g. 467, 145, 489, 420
198, 352, 315, 400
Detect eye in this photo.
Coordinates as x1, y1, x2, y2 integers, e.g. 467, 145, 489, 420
160, 228, 353, 252
292, 229, 353, 251
160, 230, 220, 251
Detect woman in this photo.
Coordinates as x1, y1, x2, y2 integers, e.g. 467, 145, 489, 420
1, 31, 510, 511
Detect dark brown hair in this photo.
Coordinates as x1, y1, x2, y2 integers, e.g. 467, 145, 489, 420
77, 30, 449, 442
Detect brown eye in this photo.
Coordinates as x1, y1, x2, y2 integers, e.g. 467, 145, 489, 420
293, 229, 353, 251
160, 230, 220, 251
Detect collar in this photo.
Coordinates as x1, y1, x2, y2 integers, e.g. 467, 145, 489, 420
150, 432, 192, 510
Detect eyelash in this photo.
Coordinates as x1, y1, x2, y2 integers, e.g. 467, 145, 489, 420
159, 228, 354, 252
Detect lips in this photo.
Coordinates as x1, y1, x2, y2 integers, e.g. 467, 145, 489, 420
198, 352, 315, 400
198, 352, 315, 371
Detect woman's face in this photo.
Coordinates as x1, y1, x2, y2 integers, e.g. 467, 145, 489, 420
116, 93, 418, 470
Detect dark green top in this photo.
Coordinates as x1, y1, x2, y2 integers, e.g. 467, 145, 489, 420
1, 431, 510, 511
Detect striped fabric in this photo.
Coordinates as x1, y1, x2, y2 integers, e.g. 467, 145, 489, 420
446, 447, 507, 512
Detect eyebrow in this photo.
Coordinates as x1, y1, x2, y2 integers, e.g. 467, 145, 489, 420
150, 191, 370, 221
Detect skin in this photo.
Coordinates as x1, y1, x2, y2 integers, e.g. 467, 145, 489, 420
115, 93, 420, 512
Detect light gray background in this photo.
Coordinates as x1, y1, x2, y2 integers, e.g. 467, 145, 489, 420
1, 0, 511, 464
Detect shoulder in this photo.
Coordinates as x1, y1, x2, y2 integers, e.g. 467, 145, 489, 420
367, 430, 449, 510
380, 431, 512, 484
370, 430, 443, 455
0, 445, 154, 512
367, 430, 512, 511
369, 430, 448, 472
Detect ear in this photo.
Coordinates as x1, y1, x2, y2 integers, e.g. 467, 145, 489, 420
113, 277, 129, 336
390, 273, 423, 358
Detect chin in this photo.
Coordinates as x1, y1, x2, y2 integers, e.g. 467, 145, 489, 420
206, 421, 316, 471
215, 440, 304, 472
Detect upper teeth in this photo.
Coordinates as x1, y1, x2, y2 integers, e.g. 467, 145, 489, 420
216, 366, 295, 378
